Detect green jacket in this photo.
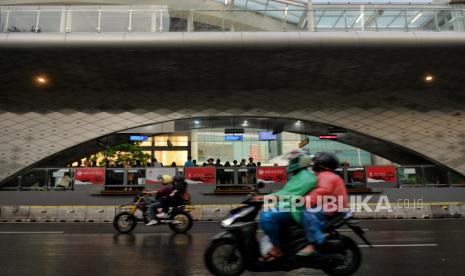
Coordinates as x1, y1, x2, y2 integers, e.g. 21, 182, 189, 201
270, 169, 317, 224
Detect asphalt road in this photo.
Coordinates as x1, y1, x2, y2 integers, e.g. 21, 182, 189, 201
0, 219, 464, 276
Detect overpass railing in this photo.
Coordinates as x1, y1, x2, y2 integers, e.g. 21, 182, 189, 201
0, 5, 464, 33
0, 165, 463, 191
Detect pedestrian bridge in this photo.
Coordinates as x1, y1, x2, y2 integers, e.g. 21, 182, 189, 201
0, 1, 464, 33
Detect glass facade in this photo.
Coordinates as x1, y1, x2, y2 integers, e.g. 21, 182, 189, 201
1, 4, 464, 33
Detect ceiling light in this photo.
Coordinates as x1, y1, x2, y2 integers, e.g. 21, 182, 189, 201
410, 12, 423, 24
194, 120, 200, 124
425, 75, 434, 82
355, 13, 364, 24
35, 75, 48, 85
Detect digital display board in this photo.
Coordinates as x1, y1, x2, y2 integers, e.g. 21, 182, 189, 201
130, 135, 148, 141
259, 132, 277, 141
225, 135, 243, 141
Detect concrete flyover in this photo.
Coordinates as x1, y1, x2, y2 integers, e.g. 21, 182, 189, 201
0, 0, 465, 181
1, 30, 465, 182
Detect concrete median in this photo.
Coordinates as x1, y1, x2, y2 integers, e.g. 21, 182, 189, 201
28, 206, 58, 222
84, 206, 116, 222
0, 206, 30, 222
56, 206, 87, 222
0, 202, 464, 222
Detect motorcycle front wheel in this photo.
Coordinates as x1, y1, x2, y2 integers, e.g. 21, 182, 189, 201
113, 212, 137, 234
322, 235, 361, 276
204, 239, 244, 276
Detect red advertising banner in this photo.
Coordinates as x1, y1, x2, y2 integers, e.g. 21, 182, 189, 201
74, 168, 105, 185
256, 167, 287, 184
185, 167, 216, 184
365, 165, 397, 183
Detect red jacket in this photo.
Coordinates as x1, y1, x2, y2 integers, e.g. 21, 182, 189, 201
304, 171, 348, 215
156, 186, 173, 199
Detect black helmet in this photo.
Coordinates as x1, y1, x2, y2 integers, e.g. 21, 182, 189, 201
173, 174, 185, 185
312, 152, 339, 172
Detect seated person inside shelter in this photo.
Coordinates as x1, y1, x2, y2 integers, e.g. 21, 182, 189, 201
255, 149, 317, 262
297, 152, 348, 256
145, 174, 188, 226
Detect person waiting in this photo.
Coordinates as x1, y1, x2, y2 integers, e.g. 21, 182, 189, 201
184, 157, 194, 167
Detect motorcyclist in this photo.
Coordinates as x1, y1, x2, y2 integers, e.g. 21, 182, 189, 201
297, 152, 348, 256
145, 174, 174, 226
257, 149, 317, 262
155, 174, 189, 219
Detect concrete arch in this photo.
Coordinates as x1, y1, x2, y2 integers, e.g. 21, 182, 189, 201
0, 110, 461, 184
27, 116, 435, 169
0, 35, 465, 182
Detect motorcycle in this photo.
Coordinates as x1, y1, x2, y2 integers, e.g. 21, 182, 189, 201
204, 198, 372, 276
113, 192, 193, 234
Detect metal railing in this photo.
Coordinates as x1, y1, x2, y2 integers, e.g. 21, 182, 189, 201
0, 5, 464, 33
1, 164, 464, 191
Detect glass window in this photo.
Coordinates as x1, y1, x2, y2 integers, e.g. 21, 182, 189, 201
70, 6, 98, 32
101, 10, 128, 32
8, 9, 38, 32
139, 137, 153, 147
38, 10, 62, 32
154, 150, 187, 167
154, 135, 188, 146
48, 168, 73, 189
131, 10, 153, 32
20, 169, 46, 190
105, 168, 125, 185
397, 166, 424, 186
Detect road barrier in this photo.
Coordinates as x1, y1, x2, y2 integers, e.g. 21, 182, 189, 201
84, 206, 116, 222
28, 206, 58, 222
0, 206, 30, 222
0, 203, 463, 222
56, 206, 87, 222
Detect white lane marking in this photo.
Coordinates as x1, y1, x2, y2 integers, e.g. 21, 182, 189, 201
359, 243, 438, 248
0, 231, 65, 234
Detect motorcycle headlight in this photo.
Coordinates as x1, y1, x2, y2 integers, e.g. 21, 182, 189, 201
220, 206, 255, 227
221, 216, 236, 227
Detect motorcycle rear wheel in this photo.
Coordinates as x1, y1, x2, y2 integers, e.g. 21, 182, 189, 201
168, 210, 193, 233
322, 235, 361, 276
204, 239, 244, 276
113, 212, 137, 234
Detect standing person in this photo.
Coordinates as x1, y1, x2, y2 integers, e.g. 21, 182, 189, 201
207, 158, 215, 167
74, 160, 82, 167
152, 158, 162, 167
224, 161, 232, 184
184, 157, 194, 167
247, 157, 256, 167
257, 162, 262, 167
297, 152, 348, 256
239, 159, 247, 184
171, 162, 177, 167
215, 159, 223, 184
192, 159, 197, 167
246, 157, 257, 185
